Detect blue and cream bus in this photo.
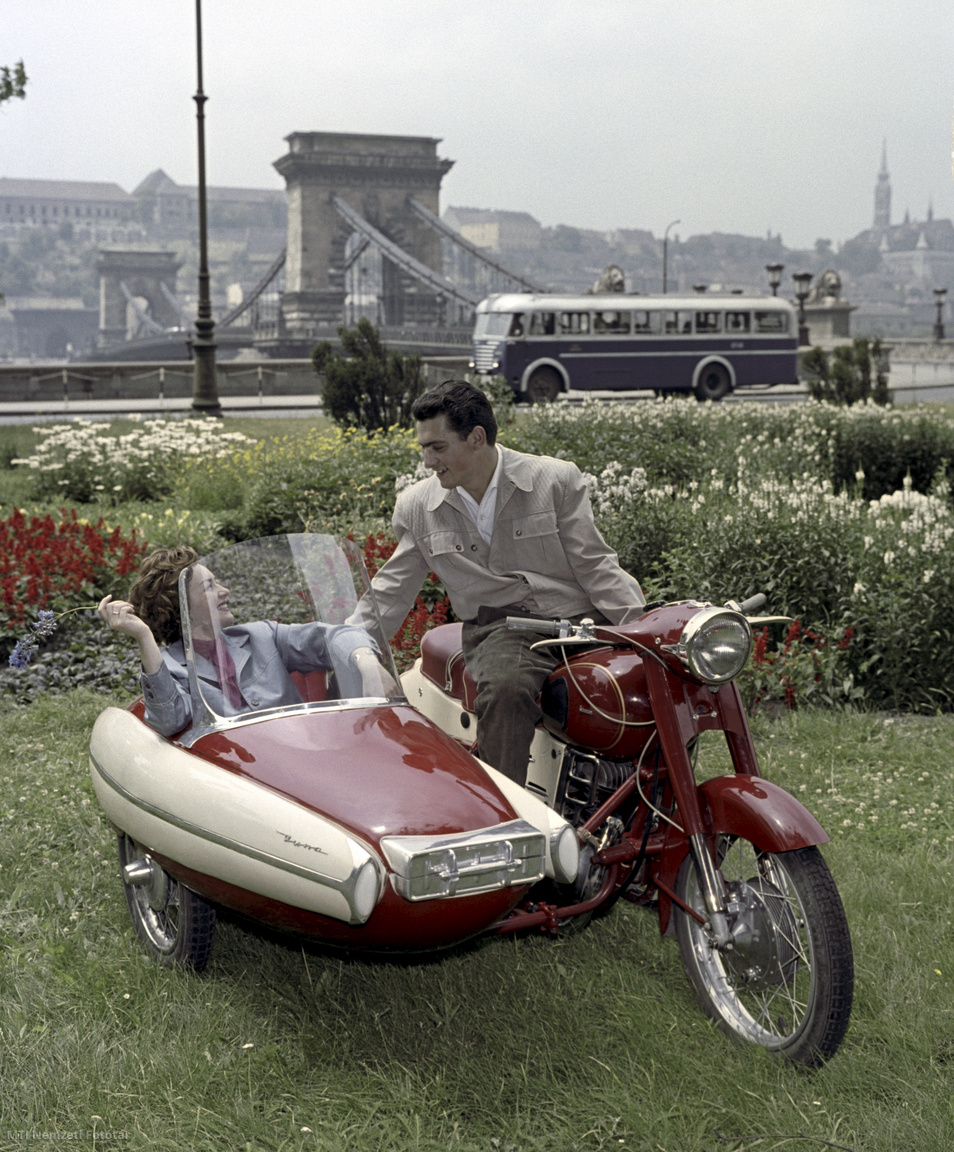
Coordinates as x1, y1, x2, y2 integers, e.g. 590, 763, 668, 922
470, 292, 799, 402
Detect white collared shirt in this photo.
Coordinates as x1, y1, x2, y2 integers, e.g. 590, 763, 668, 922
457, 448, 502, 545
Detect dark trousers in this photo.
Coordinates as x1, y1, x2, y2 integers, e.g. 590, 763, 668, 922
460, 610, 606, 786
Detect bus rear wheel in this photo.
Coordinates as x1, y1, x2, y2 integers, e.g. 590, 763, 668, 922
694, 363, 732, 402
526, 368, 562, 404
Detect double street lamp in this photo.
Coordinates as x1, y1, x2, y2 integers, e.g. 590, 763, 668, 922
934, 287, 947, 341
792, 271, 813, 346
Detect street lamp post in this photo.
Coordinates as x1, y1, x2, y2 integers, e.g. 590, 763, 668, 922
191, 0, 221, 417
765, 262, 784, 296
934, 287, 947, 341
792, 271, 813, 346
662, 219, 680, 294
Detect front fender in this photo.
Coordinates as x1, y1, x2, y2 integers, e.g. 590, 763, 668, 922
700, 773, 829, 851
654, 774, 829, 936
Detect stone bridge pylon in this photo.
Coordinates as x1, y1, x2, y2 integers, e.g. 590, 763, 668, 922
96, 249, 182, 346
273, 131, 455, 335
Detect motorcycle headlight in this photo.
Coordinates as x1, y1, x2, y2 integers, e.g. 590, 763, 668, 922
677, 607, 752, 685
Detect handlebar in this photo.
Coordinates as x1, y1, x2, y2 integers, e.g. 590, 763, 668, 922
506, 616, 571, 636
736, 593, 767, 615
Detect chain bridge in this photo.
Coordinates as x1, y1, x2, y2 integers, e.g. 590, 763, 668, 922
91, 131, 539, 362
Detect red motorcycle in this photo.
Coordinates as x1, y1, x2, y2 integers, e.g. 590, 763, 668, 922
89, 535, 852, 1068
403, 599, 854, 1065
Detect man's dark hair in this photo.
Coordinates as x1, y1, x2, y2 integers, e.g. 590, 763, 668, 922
411, 380, 498, 445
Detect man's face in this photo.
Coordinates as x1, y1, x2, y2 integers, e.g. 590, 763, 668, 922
416, 415, 485, 491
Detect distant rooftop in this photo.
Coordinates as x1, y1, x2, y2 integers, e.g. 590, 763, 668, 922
0, 177, 134, 202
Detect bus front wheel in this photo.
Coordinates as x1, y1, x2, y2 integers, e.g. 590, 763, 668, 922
526, 368, 562, 404
694, 363, 732, 402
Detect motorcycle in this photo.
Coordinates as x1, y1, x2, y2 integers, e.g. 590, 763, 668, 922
88, 533, 852, 1067
402, 599, 854, 1066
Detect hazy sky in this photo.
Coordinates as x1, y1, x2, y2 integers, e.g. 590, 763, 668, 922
3, 0, 952, 250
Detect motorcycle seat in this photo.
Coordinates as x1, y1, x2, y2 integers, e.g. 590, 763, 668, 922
420, 622, 478, 712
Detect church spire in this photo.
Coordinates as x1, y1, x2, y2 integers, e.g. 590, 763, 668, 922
874, 140, 891, 232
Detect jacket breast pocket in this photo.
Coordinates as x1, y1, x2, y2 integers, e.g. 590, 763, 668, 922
508, 511, 568, 572
422, 529, 470, 559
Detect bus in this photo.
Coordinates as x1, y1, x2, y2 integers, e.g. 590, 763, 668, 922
469, 292, 799, 402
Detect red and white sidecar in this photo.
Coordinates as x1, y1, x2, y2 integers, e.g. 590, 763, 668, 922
88, 534, 579, 969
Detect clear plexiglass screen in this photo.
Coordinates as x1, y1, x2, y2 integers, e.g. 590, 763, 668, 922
178, 533, 401, 726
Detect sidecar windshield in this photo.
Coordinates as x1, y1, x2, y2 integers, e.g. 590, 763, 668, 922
178, 533, 401, 731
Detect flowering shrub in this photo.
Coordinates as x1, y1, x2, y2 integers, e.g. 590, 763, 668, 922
223, 425, 420, 540
13, 417, 256, 505
0, 508, 145, 644
505, 395, 954, 501
739, 620, 864, 712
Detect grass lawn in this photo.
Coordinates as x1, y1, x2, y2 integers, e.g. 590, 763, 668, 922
1, 693, 952, 1152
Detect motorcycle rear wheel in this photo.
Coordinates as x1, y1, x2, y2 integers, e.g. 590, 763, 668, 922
118, 833, 217, 971
674, 838, 853, 1066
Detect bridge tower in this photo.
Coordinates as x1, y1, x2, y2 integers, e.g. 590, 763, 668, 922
96, 249, 182, 347
273, 131, 454, 338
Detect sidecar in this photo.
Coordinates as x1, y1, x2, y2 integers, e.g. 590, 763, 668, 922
88, 534, 579, 969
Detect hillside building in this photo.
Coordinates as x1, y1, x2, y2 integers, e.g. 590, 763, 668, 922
442, 207, 541, 253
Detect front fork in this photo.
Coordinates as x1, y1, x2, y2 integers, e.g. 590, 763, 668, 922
687, 831, 732, 948
645, 659, 737, 948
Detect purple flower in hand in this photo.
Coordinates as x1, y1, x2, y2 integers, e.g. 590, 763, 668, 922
8, 606, 94, 668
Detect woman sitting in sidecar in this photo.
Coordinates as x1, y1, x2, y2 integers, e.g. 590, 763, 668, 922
98, 542, 395, 736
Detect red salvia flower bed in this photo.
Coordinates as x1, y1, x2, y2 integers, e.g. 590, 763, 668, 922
0, 507, 146, 633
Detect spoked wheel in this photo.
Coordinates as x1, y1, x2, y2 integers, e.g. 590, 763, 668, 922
675, 838, 853, 1065
118, 832, 216, 971
693, 362, 732, 401
526, 367, 561, 403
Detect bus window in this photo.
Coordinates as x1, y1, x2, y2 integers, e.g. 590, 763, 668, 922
510, 313, 525, 337
664, 311, 692, 335
726, 311, 751, 333
476, 312, 514, 337
529, 312, 555, 336
560, 312, 590, 335
593, 311, 631, 334
633, 310, 662, 334
755, 311, 789, 333
695, 311, 722, 334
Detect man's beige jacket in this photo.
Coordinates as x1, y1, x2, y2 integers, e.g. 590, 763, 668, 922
364, 446, 645, 639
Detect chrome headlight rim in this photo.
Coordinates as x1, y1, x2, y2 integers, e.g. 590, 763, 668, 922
677, 606, 753, 685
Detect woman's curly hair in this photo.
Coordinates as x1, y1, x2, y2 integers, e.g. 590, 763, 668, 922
128, 546, 199, 646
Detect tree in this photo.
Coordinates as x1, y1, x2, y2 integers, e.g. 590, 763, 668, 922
312, 318, 429, 433
801, 337, 891, 406
0, 60, 27, 104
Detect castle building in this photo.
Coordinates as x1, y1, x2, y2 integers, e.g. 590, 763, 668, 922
0, 177, 137, 227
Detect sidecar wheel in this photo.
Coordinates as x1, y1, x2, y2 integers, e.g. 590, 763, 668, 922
674, 840, 853, 1066
117, 833, 216, 971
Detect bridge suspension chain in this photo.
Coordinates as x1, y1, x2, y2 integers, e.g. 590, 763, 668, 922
407, 197, 544, 293
331, 195, 480, 309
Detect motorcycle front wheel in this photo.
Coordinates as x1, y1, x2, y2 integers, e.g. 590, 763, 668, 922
117, 832, 217, 971
674, 838, 853, 1066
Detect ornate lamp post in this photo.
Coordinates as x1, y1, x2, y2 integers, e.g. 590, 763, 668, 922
765, 262, 784, 296
662, 219, 680, 294
792, 271, 813, 346
933, 287, 947, 341
191, 0, 221, 416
